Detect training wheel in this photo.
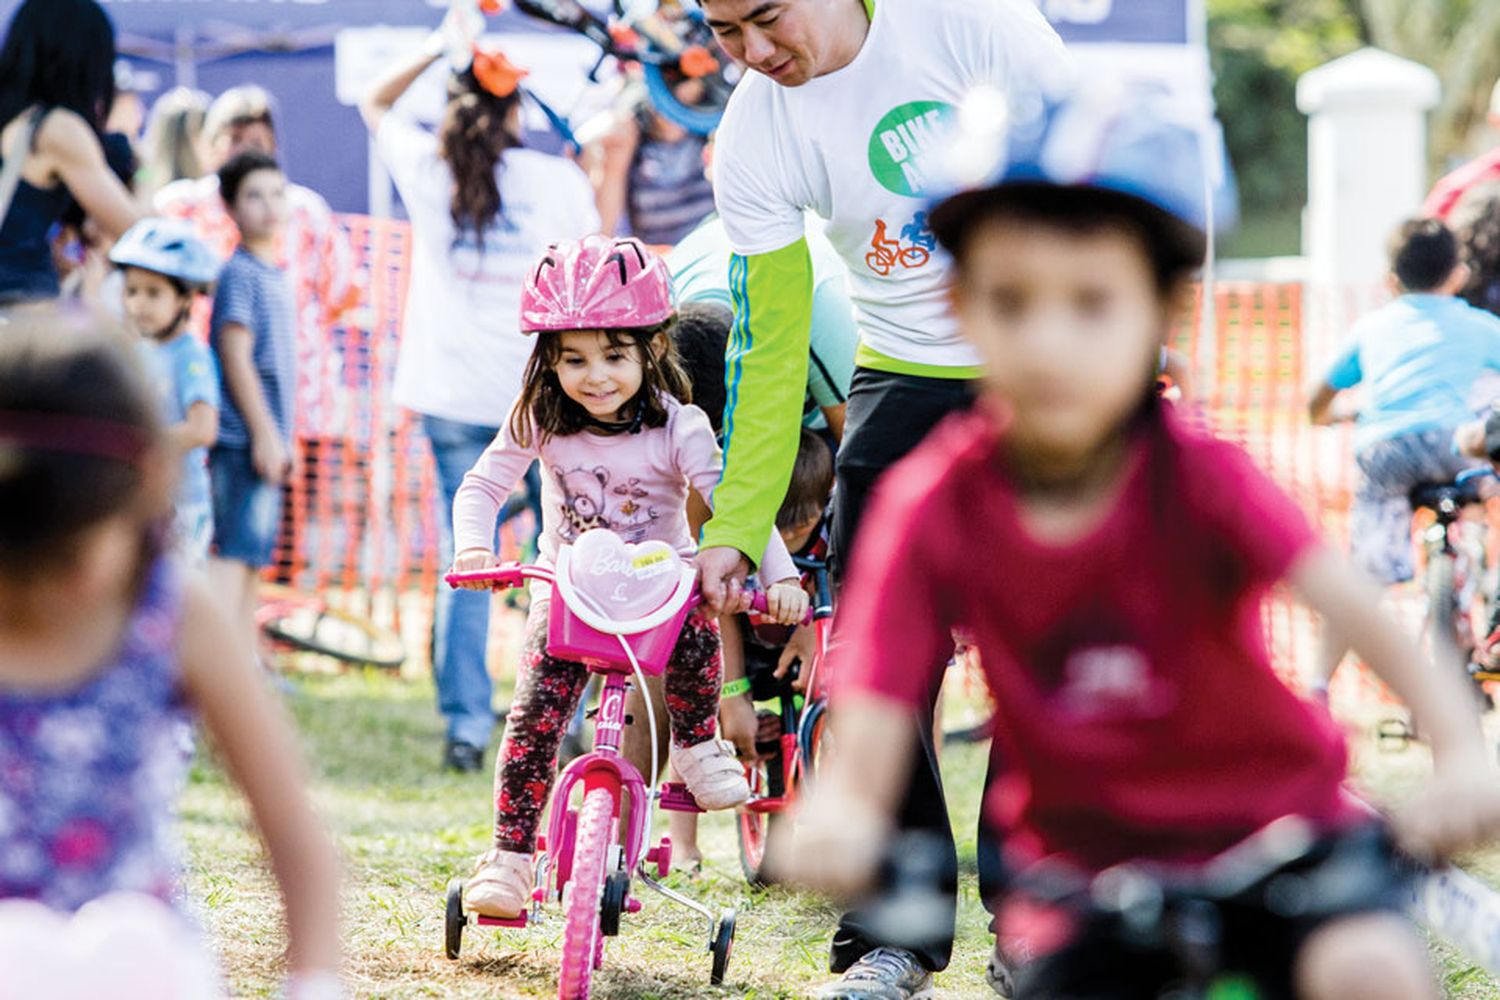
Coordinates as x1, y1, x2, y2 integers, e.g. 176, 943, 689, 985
710, 907, 736, 985
444, 878, 466, 960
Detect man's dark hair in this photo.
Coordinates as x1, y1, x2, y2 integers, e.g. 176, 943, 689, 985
1389, 217, 1459, 293
671, 301, 733, 433
218, 150, 281, 208
776, 429, 834, 533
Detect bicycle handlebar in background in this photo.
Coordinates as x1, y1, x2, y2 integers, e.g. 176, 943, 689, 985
1456, 466, 1499, 486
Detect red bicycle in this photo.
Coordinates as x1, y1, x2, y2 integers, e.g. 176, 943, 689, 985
735, 553, 833, 886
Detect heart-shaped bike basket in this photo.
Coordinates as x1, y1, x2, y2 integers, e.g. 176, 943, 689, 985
565, 530, 682, 618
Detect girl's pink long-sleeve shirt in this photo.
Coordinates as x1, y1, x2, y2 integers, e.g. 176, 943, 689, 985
454, 395, 797, 584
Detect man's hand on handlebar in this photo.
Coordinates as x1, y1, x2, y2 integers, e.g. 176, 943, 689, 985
450, 547, 501, 590
695, 546, 752, 615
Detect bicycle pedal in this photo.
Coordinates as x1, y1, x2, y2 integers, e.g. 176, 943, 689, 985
659, 782, 704, 814
474, 912, 529, 929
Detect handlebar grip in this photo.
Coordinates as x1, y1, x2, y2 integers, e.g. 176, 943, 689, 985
747, 590, 815, 626
444, 563, 527, 590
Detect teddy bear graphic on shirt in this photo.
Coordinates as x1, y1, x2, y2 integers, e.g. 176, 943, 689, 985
552, 465, 660, 543
554, 465, 611, 540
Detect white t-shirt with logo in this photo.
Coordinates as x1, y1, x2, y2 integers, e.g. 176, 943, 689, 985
377, 114, 600, 426
712, 0, 1072, 371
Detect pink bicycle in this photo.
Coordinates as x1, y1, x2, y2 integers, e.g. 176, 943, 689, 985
441, 528, 750, 997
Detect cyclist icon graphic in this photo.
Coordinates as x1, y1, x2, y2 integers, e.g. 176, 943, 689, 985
865, 213, 935, 275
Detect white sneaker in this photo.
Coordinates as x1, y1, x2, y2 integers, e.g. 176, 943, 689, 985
670, 739, 750, 809
463, 848, 533, 918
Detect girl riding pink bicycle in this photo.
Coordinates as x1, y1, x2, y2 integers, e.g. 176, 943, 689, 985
448, 235, 807, 923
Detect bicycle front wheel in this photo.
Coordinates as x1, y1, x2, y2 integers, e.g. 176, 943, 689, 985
558, 786, 613, 999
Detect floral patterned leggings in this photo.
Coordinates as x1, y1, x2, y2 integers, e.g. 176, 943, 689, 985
491, 602, 723, 853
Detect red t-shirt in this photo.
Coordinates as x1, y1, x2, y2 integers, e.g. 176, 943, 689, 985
1424, 148, 1500, 221
836, 406, 1357, 871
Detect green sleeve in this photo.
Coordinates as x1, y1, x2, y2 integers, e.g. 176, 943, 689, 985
701, 240, 814, 564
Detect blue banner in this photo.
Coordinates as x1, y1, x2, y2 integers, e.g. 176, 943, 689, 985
1039, 0, 1192, 46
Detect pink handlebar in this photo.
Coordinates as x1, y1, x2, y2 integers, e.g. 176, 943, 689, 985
748, 590, 814, 626
445, 566, 813, 624
443, 562, 542, 590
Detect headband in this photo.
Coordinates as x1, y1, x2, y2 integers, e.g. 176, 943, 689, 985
0, 411, 152, 466
472, 46, 529, 99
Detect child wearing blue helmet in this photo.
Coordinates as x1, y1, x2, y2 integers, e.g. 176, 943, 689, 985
780, 82, 1500, 999
110, 218, 222, 564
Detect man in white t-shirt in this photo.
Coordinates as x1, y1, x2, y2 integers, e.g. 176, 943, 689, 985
695, 1, 1072, 996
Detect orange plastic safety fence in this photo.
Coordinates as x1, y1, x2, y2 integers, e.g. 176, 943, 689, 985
262, 216, 529, 670
264, 218, 1435, 690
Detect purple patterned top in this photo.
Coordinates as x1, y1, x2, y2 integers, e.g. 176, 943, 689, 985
0, 559, 189, 912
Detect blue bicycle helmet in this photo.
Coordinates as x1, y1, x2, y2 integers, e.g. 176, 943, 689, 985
108, 219, 221, 288
928, 78, 1237, 275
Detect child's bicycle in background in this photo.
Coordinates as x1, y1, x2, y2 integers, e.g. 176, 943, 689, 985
442, 529, 798, 997
735, 553, 832, 887
1379, 466, 1499, 750
256, 584, 406, 671
494, 0, 739, 138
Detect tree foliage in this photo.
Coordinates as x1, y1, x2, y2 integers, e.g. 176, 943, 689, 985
1210, 0, 1500, 254
1360, 0, 1500, 164
1208, 0, 1362, 253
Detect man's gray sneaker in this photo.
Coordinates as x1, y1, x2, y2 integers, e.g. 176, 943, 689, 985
986, 948, 1016, 998
814, 947, 935, 1000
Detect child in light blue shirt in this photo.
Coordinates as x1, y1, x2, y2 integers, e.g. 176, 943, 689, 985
1309, 217, 1500, 690
110, 219, 222, 565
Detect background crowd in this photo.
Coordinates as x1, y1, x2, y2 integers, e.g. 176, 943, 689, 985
10, 0, 1500, 998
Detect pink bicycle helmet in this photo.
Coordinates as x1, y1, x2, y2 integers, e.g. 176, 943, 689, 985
519, 235, 675, 334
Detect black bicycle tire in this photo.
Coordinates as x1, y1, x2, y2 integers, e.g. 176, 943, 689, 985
942, 716, 997, 745
261, 591, 406, 670
1425, 549, 1464, 672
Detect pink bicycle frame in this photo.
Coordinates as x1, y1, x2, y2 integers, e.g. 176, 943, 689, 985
444, 559, 700, 876
443, 556, 804, 875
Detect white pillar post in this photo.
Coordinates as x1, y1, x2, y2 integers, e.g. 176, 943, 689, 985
1297, 48, 1441, 353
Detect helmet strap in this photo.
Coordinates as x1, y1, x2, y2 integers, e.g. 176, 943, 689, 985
144, 297, 193, 342
581, 389, 648, 436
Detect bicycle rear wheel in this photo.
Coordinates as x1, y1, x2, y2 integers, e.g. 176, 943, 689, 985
258, 584, 406, 670
1425, 550, 1466, 672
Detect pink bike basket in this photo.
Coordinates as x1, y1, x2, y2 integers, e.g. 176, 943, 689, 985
546, 599, 693, 675
545, 530, 698, 675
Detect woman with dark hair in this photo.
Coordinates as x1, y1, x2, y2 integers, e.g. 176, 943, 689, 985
360, 28, 599, 773
0, 0, 140, 304
1451, 180, 1500, 317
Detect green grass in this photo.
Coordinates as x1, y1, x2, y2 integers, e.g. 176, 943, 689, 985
183, 667, 1500, 998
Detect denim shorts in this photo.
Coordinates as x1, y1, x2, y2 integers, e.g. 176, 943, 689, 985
1351, 427, 1477, 584
172, 499, 214, 569
209, 446, 284, 568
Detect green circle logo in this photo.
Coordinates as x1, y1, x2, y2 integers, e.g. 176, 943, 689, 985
867, 100, 956, 197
